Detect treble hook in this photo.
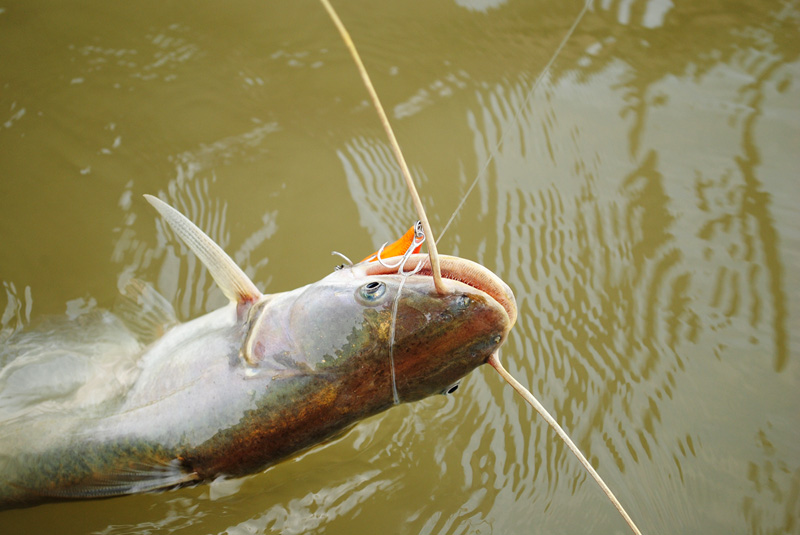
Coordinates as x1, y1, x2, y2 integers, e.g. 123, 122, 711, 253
376, 220, 425, 274
331, 251, 354, 270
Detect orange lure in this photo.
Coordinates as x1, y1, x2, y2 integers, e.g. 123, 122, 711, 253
360, 222, 423, 263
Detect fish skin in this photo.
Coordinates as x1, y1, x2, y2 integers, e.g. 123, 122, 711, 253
0, 251, 514, 510
185, 273, 508, 480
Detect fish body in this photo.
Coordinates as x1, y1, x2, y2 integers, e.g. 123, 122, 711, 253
0, 199, 516, 510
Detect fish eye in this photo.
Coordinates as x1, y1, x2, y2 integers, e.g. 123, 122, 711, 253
356, 280, 387, 304
441, 381, 460, 395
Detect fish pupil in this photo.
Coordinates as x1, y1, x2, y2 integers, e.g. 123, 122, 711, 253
358, 281, 387, 302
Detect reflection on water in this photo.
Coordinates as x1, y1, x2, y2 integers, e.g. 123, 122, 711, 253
224, 470, 397, 535
1, 0, 798, 533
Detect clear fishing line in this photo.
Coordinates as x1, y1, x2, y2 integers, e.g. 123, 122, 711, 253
387, 275, 407, 405
437, 0, 591, 243
386, 241, 427, 406
432, 3, 645, 533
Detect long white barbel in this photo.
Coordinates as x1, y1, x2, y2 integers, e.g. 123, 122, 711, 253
488, 353, 643, 535
319, 0, 446, 295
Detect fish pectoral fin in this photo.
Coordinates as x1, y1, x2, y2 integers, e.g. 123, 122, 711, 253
45, 458, 200, 500
113, 278, 178, 344
144, 194, 262, 306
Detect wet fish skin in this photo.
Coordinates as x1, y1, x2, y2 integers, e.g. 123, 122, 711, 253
0, 252, 514, 509
184, 277, 508, 480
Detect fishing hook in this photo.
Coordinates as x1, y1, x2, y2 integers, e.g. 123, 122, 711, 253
398, 249, 426, 277
331, 251, 354, 270
376, 221, 425, 274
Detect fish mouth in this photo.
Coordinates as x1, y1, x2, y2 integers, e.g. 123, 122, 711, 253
361, 254, 518, 328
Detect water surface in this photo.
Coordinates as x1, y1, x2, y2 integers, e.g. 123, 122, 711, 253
1, 0, 798, 533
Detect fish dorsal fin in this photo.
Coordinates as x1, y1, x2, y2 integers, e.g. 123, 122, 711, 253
144, 195, 262, 305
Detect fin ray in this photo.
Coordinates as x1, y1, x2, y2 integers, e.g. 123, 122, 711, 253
41, 459, 199, 500
113, 279, 178, 344
144, 195, 261, 304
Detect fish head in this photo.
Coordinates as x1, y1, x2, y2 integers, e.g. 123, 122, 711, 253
143, 194, 516, 405
358, 254, 517, 402
247, 254, 517, 405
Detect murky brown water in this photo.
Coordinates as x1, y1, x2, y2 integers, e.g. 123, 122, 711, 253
1, 0, 798, 533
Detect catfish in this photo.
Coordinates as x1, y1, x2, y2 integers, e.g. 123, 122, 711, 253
0, 195, 516, 510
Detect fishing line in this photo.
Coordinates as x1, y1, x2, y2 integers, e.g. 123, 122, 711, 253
431, 3, 644, 533
386, 235, 427, 406
386, 275, 406, 406
322, 2, 642, 533
437, 0, 591, 243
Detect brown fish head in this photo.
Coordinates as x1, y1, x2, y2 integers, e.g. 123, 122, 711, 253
244, 253, 516, 405
357, 254, 517, 403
